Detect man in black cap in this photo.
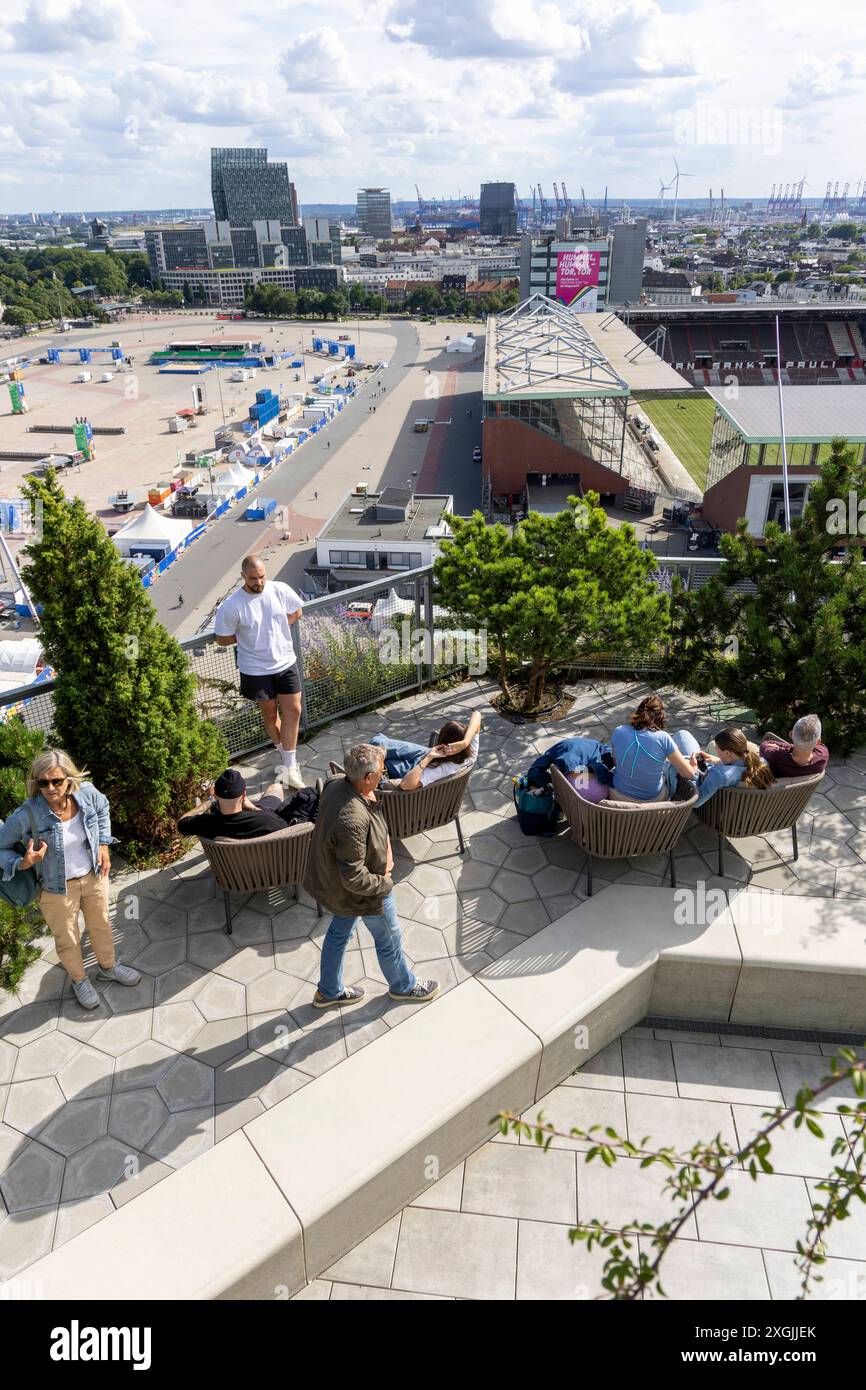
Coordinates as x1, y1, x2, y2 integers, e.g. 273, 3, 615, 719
178, 768, 307, 841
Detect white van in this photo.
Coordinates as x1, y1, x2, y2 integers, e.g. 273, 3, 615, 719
75, 371, 92, 383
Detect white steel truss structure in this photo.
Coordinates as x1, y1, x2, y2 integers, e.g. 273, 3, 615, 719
485, 293, 629, 399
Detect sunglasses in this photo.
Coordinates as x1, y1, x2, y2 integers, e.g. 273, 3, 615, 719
38, 776, 68, 788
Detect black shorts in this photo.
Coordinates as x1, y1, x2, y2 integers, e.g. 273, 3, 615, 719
239, 665, 301, 702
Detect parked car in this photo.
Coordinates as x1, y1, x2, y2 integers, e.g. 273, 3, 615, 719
472, 447, 482, 462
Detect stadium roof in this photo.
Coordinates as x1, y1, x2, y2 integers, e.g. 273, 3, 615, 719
706, 385, 866, 442
483, 294, 629, 400
483, 295, 690, 400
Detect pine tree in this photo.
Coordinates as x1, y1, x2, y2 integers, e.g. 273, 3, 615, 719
667, 439, 866, 752
20, 470, 226, 852
435, 496, 669, 712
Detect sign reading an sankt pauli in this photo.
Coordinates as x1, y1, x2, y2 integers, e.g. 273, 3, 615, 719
555, 249, 600, 312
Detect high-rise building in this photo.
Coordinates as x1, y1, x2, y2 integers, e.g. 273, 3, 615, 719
289, 182, 300, 226
480, 183, 517, 237
357, 188, 391, 239
518, 219, 647, 309
211, 147, 293, 227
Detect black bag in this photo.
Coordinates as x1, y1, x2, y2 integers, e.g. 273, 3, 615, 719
278, 786, 320, 827
512, 776, 561, 837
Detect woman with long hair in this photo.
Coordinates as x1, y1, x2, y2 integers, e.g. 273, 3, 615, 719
672, 726, 775, 806
0, 749, 141, 1010
607, 695, 700, 803
370, 709, 482, 790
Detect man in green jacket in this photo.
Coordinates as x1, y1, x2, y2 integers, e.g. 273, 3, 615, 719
304, 743, 439, 1009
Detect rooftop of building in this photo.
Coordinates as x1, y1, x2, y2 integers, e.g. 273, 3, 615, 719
317, 488, 453, 543
483, 295, 689, 401
706, 384, 866, 442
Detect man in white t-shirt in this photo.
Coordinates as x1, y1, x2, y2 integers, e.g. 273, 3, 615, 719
214, 554, 305, 789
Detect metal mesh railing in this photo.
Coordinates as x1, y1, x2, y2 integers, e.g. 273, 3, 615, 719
0, 557, 765, 755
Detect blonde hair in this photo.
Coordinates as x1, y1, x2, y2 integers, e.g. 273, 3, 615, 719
714, 728, 775, 790
27, 748, 90, 799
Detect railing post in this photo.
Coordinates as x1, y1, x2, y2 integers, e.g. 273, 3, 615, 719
423, 570, 435, 686
291, 612, 309, 735
414, 573, 424, 691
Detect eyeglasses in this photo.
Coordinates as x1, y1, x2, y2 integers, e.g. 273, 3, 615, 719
38, 776, 67, 788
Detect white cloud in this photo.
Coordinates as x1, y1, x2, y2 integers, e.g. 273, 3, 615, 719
0, 0, 146, 53
279, 27, 358, 92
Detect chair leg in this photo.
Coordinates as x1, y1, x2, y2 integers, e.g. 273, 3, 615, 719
791, 822, 799, 862
222, 891, 233, 936
586, 856, 593, 897
669, 849, 677, 889
293, 882, 299, 900
455, 814, 466, 854
718, 833, 725, 878
316, 900, 322, 918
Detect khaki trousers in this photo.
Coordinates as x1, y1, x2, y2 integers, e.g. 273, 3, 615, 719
38, 873, 115, 981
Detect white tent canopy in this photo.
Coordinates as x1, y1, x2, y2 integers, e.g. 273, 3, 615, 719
216, 462, 256, 490
112, 504, 193, 555
447, 334, 476, 353
0, 639, 43, 693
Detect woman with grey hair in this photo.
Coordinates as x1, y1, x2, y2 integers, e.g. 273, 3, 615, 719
0, 749, 141, 1010
760, 715, 829, 779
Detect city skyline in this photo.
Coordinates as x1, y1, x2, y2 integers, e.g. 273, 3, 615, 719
0, 0, 864, 214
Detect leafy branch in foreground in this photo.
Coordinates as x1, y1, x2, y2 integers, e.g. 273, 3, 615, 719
497, 1048, 865, 1300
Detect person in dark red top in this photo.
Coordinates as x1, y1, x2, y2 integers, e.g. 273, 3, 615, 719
759, 715, 829, 779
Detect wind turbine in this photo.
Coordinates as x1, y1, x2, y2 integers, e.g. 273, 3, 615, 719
670, 158, 693, 225
658, 176, 674, 214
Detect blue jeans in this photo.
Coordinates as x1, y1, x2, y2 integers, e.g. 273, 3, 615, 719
318, 892, 416, 999
370, 733, 427, 779
665, 729, 700, 794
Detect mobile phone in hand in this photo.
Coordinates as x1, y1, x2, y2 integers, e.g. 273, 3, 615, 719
695, 753, 708, 773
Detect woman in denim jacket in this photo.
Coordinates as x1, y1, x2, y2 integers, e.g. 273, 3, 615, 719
0, 749, 141, 1010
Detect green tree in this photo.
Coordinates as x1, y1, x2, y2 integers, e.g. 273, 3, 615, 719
2, 305, 36, 327
0, 717, 48, 992
828, 222, 857, 239
667, 439, 866, 752
20, 471, 226, 854
182, 280, 193, 305
367, 293, 385, 316
435, 498, 669, 711
348, 283, 368, 309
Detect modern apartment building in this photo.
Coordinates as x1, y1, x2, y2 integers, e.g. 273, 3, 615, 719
151, 263, 343, 308
480, 182, 517, 237
357, 189, 392, 239
303, 217, 342, 265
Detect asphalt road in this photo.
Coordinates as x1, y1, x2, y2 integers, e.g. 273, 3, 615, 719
150, 319, 420, 633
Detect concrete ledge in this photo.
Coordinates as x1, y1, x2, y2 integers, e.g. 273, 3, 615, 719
243, 978, 541, 1277
20, 1131, 304, 1301
13, 885, 866, 1300
729, 892, 866, 1032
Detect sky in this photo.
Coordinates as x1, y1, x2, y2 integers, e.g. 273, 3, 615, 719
0, 0, 865, 214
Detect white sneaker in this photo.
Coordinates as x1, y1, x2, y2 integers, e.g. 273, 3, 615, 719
97, 961, 142, 986
276, 765, 304, 791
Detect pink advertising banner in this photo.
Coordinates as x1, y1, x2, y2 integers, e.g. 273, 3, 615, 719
555, 249, 601, 311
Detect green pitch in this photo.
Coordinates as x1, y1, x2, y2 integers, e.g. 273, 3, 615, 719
639, 394, 716, 491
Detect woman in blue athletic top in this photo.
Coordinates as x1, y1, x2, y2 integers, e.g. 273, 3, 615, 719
608, 695, 699, 802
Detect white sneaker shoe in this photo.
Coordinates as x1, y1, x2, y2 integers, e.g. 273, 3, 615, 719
97, 961, 142, 987
276, 765, 304, 791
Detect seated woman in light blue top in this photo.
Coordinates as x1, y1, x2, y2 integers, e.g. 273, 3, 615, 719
667, 726, 775, 807
608, 695, 700, 803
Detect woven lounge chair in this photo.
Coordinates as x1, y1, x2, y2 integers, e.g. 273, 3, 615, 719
550, 765, 697, 896
331, 730, 473, 853
199, 823, 321, 934
695, 767, 825, 876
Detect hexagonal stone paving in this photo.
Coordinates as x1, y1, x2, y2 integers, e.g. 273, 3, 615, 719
38, 1098, 111, 1157
1, 1139, 65, 1212
2, 680, 866, 1283
109, 1089, 170, 1149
